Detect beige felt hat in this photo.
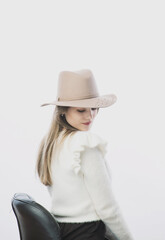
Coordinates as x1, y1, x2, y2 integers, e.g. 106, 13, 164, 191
41, 69, 117, 108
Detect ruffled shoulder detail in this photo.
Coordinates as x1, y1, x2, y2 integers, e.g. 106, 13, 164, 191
70, 131, 108, 175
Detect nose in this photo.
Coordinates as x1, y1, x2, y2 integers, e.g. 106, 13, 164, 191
86, 108, 93, 120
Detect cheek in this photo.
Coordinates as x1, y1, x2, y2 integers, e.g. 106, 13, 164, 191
67, 112, 81, 123
65, 112, 73, 123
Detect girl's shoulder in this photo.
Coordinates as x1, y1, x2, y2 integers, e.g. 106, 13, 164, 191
70, 130, 107, 147
68, 131, 108, 175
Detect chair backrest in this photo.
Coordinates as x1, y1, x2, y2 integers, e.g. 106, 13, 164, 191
11, 193, 61, 240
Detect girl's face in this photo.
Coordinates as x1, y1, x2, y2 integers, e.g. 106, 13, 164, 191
65, 107, 98, 131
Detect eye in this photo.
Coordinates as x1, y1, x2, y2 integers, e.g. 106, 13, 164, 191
77, 109, 85, 113
91, 108, 97, 111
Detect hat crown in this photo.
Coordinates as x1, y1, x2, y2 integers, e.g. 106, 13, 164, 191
57, 69, 99, 101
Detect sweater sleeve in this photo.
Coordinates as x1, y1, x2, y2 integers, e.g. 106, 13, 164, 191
80, 147, 134, 240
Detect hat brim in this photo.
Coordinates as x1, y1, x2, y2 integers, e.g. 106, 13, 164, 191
41, 94, 117, 108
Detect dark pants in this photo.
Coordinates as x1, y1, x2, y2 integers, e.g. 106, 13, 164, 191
58, 220, 108, 240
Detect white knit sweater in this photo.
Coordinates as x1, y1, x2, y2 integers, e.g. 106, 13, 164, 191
47, 130, 134, 240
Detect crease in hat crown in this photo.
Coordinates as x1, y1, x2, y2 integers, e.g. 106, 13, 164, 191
41, 69, 117, 108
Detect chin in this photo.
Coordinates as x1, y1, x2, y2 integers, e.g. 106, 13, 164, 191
81, 126, 92, 131
75, 123, 92, 131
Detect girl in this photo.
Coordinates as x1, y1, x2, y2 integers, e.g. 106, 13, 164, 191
36, 69, 134, 240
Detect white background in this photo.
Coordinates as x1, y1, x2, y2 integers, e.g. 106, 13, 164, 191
0, 0, 165, 239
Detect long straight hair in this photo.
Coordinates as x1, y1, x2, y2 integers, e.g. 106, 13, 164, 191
36, 106, 77, 186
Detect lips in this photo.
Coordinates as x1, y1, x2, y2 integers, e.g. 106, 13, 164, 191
83, 122, 92, 125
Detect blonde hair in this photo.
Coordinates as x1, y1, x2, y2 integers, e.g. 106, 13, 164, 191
36, 106, 77, 186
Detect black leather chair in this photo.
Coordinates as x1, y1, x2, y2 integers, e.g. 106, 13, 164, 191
11, 193, 61, 240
